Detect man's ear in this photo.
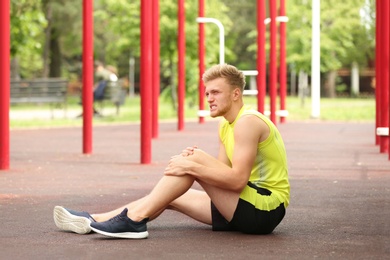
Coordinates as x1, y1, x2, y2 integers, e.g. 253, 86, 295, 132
232, 88, 241, 100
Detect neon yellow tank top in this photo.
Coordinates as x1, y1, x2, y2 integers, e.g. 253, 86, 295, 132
219, 106, 290, 208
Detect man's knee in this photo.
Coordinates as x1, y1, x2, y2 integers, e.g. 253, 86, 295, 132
186, 149, 207, 163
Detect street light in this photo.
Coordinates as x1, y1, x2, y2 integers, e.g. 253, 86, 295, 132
311, 0, 320, 119
196, 16, 289, 66
196, 17, 225, 64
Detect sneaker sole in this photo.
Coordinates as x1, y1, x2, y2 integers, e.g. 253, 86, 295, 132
53, 206, 92, 234
90, 226, 148, 239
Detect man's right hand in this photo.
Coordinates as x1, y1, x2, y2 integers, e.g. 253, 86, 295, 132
180, 146, 198, 157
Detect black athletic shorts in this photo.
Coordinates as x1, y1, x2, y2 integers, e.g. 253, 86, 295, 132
211, 183, 286, 234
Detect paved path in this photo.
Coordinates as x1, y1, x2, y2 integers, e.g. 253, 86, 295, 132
0, 120, 389, 259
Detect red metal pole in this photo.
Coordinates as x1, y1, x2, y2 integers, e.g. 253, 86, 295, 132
198, 0, 205, 124
178, 0, 186, 131
269, 0, 277, 124
0, 0, 10, 170
380, 0, 389, 153
82, 0, 93, 154
152, 0, 160, 138
140, 0, 153, 164
279, 0, 287, 123
387, 0, 390, 160
257, 0, 266, 114
375, 0, 382, 146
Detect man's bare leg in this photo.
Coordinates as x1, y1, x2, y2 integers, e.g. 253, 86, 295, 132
168, 189, 212, 224
92, 174, 196, 222
92, 149, 239, 224
92, 196, 149, 222
168, 181, 239, 223
164, 149, 241, 224
171, 149, 241, 222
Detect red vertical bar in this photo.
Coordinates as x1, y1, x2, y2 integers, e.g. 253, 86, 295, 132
389, 0, 390, 160
269, 0, 277, 124
257, 0, 266, 114
279, 0, 287, 123
140, 0, 153, 164
0, 0, 10, 170
380, 0, 389, 153
82, 0, 93, 154
178, 0, 185, 131
375, 0, 382, 146
152, 0, 160, 138
198, 0, 205, 124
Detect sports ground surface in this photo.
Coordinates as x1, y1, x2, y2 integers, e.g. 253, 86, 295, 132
1, 119, 389, 259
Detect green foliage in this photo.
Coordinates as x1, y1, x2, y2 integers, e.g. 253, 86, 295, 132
9, 0, 376, 97
286, 0, 375, 74
9, 96, 376, 128
50, 0, 83, 59
10, 0, 45, 56
91, 0, 231, 107
285, 0, 313, 72
223, 0, 258, 70
93, 0, 231, 69
10, 0, 46, 78
94, 0, 139, 66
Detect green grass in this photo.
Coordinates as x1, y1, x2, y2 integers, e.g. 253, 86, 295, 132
243, 96, 375, 122
9, 95, 376, 129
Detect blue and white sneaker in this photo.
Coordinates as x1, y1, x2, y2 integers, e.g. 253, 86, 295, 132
53, 206, 96, 234
90, 208, 148, 239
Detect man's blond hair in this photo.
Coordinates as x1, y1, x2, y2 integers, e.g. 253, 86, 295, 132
202, 64, 246, 92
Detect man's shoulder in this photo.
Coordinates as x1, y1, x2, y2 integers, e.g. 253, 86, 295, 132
240, 108, 274, 126
236, 113, 263, 129
241, 107, 262, 116
237, 109, 273, 133
239, 109, 262, 123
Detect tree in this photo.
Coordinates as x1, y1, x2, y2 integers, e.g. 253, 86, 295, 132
44, 0, 83, 79
10, 0, 46, 78
93, 0, 231, 106
11, 0, 83, 79
287, 0, 375, 97
222, 0, 259, 70
10, 0, 375, 100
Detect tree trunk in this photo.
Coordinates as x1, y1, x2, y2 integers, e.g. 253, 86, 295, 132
169, 57, 177, 110
324, 70, 337, 98
42, 1, 52, 78
298, 70, 308, 107
351, 61, 360, 97
10, 58, 20, 79
290, 67, 297, 96
49, 27, 62, 78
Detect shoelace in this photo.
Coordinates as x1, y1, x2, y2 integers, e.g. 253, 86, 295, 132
109, 214, 126, 223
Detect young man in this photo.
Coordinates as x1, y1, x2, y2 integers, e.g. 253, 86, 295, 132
54, 64, 290, 239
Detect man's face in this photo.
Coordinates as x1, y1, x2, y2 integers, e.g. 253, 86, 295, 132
204, 78, 233, 118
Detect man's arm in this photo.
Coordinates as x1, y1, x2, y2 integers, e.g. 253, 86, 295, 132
217, 137, 231, 166
165, 115, 267, 192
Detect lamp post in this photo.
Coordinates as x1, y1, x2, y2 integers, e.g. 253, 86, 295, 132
196, 17, 225, 65
311, 0, 321, 119
196, 15, 288, 68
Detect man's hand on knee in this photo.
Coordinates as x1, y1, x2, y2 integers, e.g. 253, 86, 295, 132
180, 146, 198, 157
164, 155, 196, 176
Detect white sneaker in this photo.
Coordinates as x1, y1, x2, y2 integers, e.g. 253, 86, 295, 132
53, 206, 95, 234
